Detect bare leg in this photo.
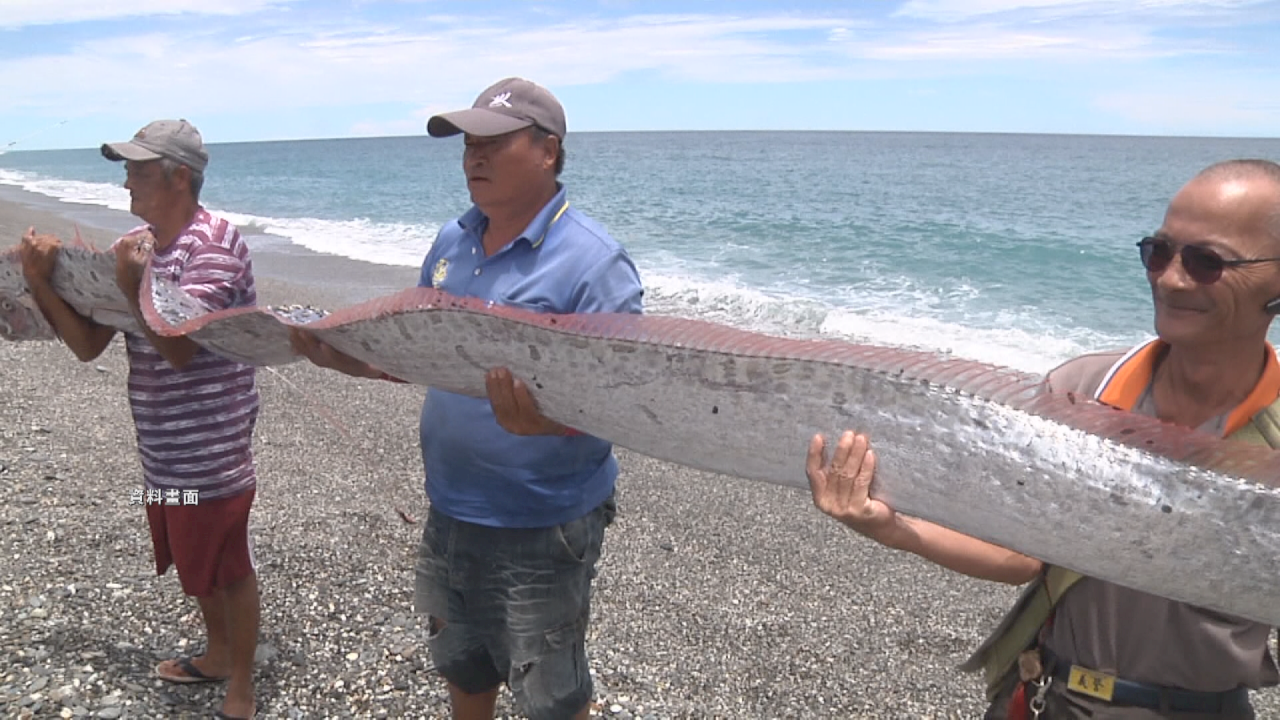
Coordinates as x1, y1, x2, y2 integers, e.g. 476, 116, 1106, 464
218, 573, 259, 718
447, 683, 500, 719
194, 588, 231, 673
155, 589, 233, 679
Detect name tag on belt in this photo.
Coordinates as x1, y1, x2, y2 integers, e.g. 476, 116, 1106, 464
1067, 665, 1116, 702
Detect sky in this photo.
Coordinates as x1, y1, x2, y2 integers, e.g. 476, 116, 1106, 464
2, 0, 1279, 150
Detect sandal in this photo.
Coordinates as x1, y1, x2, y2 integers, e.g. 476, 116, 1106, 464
155, 656, 229, 684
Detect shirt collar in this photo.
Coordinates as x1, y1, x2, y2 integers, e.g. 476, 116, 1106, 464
457, 184, 570, 250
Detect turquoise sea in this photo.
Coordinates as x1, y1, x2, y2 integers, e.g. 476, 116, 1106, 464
3, 131, 1280, 373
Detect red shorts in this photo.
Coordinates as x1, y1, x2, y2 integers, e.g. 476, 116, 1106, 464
145, 487, 256, 598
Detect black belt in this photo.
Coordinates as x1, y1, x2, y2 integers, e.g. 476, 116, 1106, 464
1041, 648, 1251, 714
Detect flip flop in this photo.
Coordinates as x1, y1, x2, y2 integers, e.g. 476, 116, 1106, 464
155, 656, 228, 684
214, 712, 251, 720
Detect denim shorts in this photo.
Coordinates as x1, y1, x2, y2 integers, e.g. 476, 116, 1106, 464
414, 494, 615, 720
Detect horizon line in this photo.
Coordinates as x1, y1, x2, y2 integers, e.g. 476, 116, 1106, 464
4, 127, 1280, 155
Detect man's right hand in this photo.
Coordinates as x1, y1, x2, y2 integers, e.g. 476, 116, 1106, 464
20, 227, 61, 284
806, 430, 900, 545
288, 327, 379, 378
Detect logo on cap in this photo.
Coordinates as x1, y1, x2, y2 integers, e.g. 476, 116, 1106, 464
488, 92, 513, 109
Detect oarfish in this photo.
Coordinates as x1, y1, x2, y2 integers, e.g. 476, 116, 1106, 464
133, 270, 1280, 628
0, 237, 141, 337
3, 240, 1277, 627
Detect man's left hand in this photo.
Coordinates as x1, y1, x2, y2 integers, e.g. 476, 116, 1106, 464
19, 227, 62, 284
114, 231, 154, 301
486, 367, 567, 436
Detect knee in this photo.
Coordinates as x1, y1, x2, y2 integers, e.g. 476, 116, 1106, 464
511, 641, 592, 720
427, 617, 503, 696
518, 675, 591, 720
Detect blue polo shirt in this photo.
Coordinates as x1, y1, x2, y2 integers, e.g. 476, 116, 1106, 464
417, 184, 644, 528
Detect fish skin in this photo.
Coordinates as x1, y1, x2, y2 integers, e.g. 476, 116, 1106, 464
138, 271, 1280, 627
5, 241, 1279, 626
0, 242, 141, 338
0, 246, 55, 341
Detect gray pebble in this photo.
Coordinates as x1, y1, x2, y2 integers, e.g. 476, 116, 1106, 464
254, 642, 278, 665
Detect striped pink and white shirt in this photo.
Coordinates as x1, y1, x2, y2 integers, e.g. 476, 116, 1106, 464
113, 208, 259, 500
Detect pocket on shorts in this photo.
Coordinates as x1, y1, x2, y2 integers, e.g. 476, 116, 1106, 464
423, 509, 453, 557
414, 512, 453, 617
552, 507, 604, 566
553, 518, 590, 564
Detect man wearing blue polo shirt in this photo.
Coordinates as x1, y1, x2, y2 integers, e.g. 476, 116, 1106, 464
289, 77, 643, 720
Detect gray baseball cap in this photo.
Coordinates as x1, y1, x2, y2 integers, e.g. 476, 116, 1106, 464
427, 77, 567, 139
101, 119, 209, 173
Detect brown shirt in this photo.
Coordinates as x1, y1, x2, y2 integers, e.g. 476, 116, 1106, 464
1041, 350, 1279, 692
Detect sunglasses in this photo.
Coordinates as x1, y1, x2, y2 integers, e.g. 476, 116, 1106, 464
1137, 236, 1280, 285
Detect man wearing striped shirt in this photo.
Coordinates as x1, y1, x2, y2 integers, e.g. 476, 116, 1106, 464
19, 119, 261, 720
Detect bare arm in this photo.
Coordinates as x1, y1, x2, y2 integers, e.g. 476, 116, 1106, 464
807, 431, 1043, 586
20, 228, 116, 361
25, 276, 117, 361
114, 233, 201, 370
878, 512, 1043, 585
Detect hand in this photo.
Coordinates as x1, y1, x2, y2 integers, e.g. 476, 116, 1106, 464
19, 227, 61, 284
114, 231, 154, 300
807, 430, 897, 542
288, 327, 376, 378
486, 367, 565, 436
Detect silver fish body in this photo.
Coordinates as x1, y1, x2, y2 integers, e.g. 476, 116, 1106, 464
5, 244, 1277, 627
138, 277, 1280, 627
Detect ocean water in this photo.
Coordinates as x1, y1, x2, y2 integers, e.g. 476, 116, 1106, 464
3, 131, 1280, 374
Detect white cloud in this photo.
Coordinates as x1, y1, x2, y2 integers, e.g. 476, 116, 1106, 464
895, 0, 1270, 22
0, 0, 296, 29
0, 14, 872, 119
6, 8, 1199, 125
0, 8, 1274, 140
851, 23, 1214, 60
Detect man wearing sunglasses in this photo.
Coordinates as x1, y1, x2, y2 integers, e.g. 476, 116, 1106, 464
806, 158, 1280, 719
